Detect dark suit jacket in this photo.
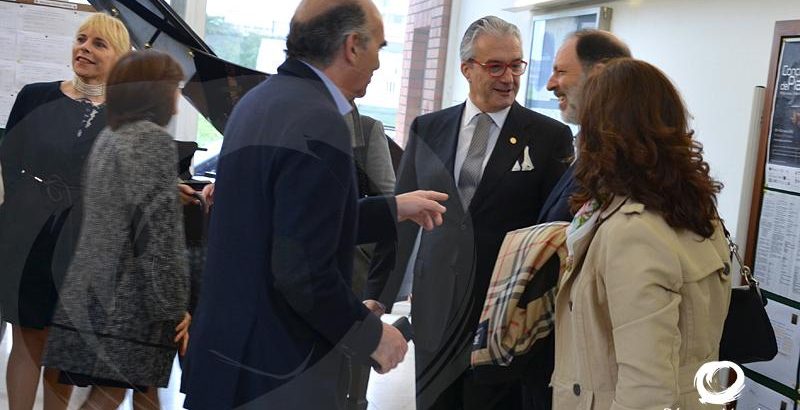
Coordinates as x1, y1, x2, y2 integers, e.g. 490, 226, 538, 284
537, 162, 577, 224
367, 102, 572, 408
181, 59, 396, 409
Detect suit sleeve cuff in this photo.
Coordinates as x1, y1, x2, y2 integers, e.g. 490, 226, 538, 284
337, 308, 383, 363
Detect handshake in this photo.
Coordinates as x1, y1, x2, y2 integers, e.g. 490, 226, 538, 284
369, 317, 413, 374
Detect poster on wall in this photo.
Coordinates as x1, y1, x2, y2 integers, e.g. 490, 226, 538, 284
765, 38, 800, 193
0, 0, 92, 129
753, 189, 800, 300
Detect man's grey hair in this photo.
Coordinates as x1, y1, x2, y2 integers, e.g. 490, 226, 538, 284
286, 2, 371, 67
459, 16, 522, 62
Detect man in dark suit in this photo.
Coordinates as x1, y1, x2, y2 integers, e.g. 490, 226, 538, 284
520, 30, 631, 410
181, 1, 448, 408
366, 16, 573, 410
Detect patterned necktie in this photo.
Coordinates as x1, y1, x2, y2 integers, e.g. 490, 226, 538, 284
458, 112, 493, 208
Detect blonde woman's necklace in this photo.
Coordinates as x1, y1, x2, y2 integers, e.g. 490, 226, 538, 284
73, 75, 105, 98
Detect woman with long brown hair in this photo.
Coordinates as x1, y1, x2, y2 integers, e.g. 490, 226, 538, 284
551, 58, 732, 409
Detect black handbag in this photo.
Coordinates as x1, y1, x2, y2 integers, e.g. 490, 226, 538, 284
718, 227, 778, 364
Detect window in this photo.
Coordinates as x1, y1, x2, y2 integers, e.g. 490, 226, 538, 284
525, 7, 612, 124
196, 0, 408, 151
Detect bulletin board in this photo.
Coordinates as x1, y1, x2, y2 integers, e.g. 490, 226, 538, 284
741, 19, 800, 409
0, 0, 95, 129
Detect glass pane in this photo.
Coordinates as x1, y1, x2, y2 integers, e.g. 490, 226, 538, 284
198, 0, 408, 149
205, 0, 299, 71
357, 0, 408, 133
525, 13, 597, 128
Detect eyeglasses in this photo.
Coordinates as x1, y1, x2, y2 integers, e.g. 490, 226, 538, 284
468, 59, 528, 77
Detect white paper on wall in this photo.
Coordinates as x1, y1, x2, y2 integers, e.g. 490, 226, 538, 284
754, 190, 800, 301
735, 377, 795, 410
0, 3, 92, 129
744, 299, 800, 388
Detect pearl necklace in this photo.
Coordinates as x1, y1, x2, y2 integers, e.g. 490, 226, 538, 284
73, 76, 105, 97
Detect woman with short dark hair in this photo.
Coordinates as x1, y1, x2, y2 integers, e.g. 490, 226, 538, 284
551, 58, 731, 410
42, 49, 189, 410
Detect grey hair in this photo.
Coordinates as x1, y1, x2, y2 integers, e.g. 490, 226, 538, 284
459, 16, 522, 62
286, 2, 371, 67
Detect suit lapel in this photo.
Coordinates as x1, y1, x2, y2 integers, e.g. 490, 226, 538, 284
469, 102, 529, 214
439, 105, 463, 177
418, 104, 462, 185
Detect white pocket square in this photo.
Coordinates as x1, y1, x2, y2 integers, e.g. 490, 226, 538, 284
512, 146, 535, 172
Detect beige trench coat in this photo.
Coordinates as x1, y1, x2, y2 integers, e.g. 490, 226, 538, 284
552, 196, 732, 410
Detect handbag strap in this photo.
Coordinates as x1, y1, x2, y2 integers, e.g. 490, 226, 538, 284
720, 221, 758, 287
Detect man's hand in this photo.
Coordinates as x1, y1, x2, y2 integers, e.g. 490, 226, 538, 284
370, 322, 408, 374
201, 183, 215, 209
396, 190, 448, 231
178, 184, 200, 206
363, 299, 386, 316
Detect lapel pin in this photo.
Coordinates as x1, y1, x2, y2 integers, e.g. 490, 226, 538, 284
509, 137, 518, 145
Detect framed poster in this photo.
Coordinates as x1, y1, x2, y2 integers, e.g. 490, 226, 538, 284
746, 20, 800, 267
524, 6, 612, 122
765, 37, 800, 193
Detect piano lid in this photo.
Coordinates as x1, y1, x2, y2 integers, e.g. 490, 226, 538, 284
88, 0, 270, 134
183, 49, 269, 134
89, 0, 212, 79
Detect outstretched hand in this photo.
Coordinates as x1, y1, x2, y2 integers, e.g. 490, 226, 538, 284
396, 190, 448, 231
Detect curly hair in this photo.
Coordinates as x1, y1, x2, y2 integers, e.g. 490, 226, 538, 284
571, 58, 722, 237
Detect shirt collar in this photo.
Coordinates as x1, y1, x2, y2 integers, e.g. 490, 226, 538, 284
301, 60, 353, 116
461, 98, 512, 129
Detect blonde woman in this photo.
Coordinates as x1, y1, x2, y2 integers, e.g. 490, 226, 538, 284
0, 13, 130, 409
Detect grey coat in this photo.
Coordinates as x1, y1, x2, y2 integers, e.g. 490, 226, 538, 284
43, 120, 189, 387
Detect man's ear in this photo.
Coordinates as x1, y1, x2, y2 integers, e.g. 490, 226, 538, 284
344, 32, 360, 64
461, 61, 471, 81
588, 62, 606, 76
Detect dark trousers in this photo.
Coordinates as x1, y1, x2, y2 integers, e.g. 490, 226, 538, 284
426, 335, 555, 410
521, 334, 555, 410
428, 369, 524, 410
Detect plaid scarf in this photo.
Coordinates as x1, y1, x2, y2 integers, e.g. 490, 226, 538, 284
471, 221, 569, 368
471, 200, 601, 368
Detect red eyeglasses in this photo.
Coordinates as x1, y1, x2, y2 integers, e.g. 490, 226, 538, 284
468, 59, 528, 77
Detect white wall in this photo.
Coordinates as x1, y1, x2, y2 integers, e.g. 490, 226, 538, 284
444, 0, 800, 240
